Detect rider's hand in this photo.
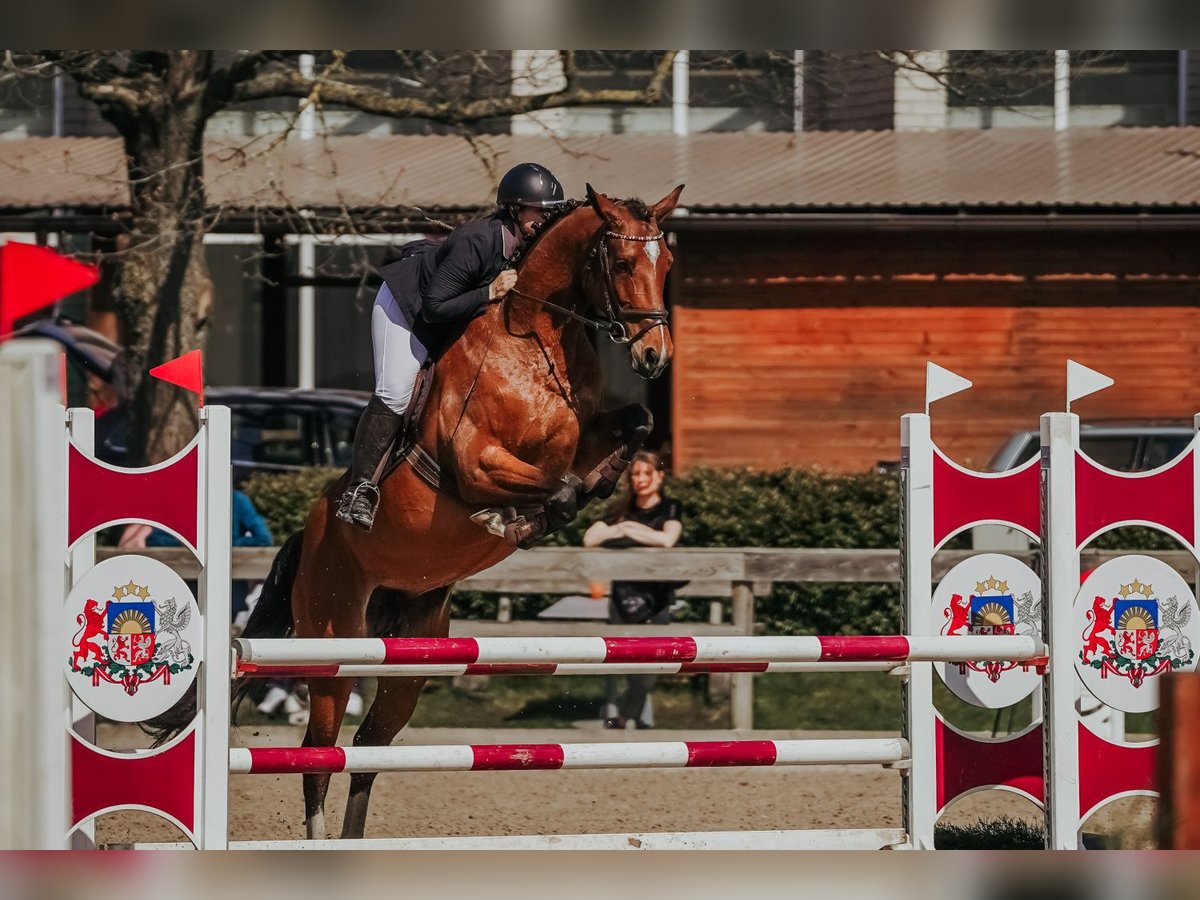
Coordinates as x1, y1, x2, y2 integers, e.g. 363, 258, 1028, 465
489, 269, 518, 301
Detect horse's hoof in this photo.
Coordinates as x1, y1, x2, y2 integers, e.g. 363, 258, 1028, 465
469, 508, 508, 537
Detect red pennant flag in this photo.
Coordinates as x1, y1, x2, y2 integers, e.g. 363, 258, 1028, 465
0, 242, 100, 336
149, 349, 205, 407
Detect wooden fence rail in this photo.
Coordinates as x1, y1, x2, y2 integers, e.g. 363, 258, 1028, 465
97, 546, 1198, 730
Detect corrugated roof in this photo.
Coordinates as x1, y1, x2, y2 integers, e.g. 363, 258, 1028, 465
4, 128, 1200, 211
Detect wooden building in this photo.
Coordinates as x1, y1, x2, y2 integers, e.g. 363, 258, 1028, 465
3, 128, 1200, 473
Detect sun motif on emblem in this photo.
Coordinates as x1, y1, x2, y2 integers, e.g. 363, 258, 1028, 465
110, 608, 152, 635
973, 602, 1013, 629
1117, 606, 1155, 631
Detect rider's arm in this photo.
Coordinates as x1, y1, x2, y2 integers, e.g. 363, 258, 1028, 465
421, 233, 492, 324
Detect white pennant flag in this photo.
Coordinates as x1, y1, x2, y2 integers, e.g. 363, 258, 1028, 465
925, 361, 973, 414
1066, 360, 1114, 411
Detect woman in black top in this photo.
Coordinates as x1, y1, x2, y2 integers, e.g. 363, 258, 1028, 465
338, 162, 565, 531
583, 450, 683, 729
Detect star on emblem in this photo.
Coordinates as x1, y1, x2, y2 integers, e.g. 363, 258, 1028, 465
975, 576, 1008, 594
1119, 580, 1153, 598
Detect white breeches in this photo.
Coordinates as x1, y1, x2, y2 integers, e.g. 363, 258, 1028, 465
371, 283, 429, 415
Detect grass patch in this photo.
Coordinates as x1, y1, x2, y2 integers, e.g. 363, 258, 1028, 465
935, 816, 1044, 850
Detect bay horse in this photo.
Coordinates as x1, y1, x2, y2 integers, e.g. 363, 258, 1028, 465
237, 184, 683, 839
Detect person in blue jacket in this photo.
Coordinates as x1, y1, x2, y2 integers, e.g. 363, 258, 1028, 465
142, 489, 273, 619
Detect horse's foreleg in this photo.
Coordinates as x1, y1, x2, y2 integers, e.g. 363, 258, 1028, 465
573, 404, 653, 504
464, 443, 566, 504
342, 587, 452, 840
461, 443, 581, 547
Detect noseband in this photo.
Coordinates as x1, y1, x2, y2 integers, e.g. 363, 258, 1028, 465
588, 229, 670, 345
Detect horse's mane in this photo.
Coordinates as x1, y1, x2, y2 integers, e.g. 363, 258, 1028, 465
510, 198, 586, 270
511, 195, 654, 270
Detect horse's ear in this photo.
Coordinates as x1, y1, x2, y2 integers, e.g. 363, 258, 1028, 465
586, 183, 620, 222
651, 184, 685, 222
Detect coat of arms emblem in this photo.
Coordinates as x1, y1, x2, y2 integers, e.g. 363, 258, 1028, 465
68, 579, 195, 697
932, 553, 1043, 709
1075, 556, 1200, 714
1078, 579, 1192, 689
943, 575, 1040, 683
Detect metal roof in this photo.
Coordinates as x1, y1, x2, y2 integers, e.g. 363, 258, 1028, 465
4, 128, 1200, 212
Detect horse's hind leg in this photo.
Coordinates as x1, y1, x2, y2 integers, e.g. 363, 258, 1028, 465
301, 675, 355, 840
292, 538, 368, 840
341, 585, 452, 840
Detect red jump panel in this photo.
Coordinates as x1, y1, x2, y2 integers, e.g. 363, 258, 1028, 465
71, 729, 196, 835
1075, 452, 1194, 547
1078, 722, 1157, 820
936, 719, 1044, 812
932, 454, 1040, 546
67, 443, 199, 547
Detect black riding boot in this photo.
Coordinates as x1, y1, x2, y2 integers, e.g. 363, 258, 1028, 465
336, 395, 404, 531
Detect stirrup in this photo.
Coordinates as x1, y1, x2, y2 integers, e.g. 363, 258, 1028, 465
336, 481, 381, 529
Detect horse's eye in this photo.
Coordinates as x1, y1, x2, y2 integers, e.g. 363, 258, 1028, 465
613, 258, 633, 274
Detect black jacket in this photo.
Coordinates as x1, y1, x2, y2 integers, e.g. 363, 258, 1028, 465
377, 215, 513, 354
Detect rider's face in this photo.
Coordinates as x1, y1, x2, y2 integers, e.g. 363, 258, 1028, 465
515, 206, 549, 240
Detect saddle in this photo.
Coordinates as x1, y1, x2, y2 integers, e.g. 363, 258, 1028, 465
375, 359, 448, 492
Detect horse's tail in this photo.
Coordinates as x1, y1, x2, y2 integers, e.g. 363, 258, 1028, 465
230, 531, 304, 723
142, 531, 304, 746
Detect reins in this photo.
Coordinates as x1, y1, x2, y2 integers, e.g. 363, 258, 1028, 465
509, 226, 669, 345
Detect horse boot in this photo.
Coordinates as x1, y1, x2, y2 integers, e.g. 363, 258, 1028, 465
336, 395, 404, 531
583, 405, 654, 500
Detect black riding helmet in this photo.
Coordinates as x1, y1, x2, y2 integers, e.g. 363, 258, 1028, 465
496, 162, 564, 209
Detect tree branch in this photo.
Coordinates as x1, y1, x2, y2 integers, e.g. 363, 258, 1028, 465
233, 51, 678, 126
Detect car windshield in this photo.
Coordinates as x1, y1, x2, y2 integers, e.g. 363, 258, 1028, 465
231, 406, 312, 470
326, 408, 360, 467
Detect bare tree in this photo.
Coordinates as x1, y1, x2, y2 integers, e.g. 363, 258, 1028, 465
1, 50, 676, 464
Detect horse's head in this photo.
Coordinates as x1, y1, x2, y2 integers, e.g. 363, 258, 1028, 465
585, 183, 684, 379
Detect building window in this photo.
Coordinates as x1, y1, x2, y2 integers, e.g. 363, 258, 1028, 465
0, 73, 53, 139
946, 51, 1056, 128
1068, 51, 1178, 126
946, 50, 1180, 129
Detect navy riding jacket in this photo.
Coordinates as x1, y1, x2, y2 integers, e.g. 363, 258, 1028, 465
377, 214, 515, 353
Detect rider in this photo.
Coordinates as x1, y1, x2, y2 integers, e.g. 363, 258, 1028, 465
337, 162, 566, 531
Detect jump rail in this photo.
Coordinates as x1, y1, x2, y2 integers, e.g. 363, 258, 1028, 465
230, 738, 911, 775
233, 634, 1046, 669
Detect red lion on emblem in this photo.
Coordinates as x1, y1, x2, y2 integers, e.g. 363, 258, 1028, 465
71, 598, 110, 669
944, 593, 971, 635
1080, 595, 1115, 663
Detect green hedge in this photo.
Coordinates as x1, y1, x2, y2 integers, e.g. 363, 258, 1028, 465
243, 468, 341, 538
241, 465, 1183, 636
243, 465, 904, 635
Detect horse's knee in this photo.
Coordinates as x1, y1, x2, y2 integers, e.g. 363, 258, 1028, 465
544, 476, 581, 526
620, 404, 653, 448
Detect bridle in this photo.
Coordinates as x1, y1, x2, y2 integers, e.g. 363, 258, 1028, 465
509, 224, 670, 346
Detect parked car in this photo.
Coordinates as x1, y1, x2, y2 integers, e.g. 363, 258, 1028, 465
95, 386, 368, 482
976, 420, 1195, 552
11, 317, 368, 481
987, 420, 1196, 473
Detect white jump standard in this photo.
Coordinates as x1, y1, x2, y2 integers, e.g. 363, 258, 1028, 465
21, 353, 1186, 850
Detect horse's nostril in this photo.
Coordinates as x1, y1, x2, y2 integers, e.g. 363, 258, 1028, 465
644, 348, 658, 367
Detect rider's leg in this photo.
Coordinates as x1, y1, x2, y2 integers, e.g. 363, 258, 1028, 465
336, 284, 426, 531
